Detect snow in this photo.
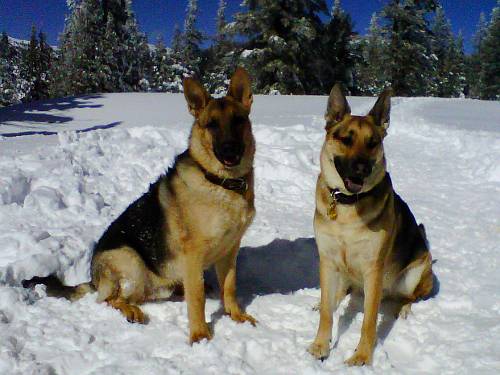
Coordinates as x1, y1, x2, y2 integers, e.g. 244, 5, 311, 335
1, 93, 500, 374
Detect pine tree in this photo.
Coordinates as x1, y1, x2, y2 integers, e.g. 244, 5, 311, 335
182, 0, 204, 77
0, 32, 20, 106
233, 0, 328, 94
467, 12, 489, 98
22, 25, 39, 101
171, 23, 183, 55
168, 23, 189, 92
54, 0, 151, 96
381, 0, 438, 96
102, 13, 120, 91
479, 2, 500, 99
430, 6, 464, 97
473, 12, 488, 53
205, 0, 237, 94
21, 26, 52, 101
151, 36, 185, 92
320, 0, 355, 93
355, 13, 390, 95
121, 1, 151, 91
37, 31, 53, 100
56, 0, 108, 95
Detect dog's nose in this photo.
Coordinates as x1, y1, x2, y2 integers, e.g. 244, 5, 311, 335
353, 159, 372, 177
220, 142, 240, 158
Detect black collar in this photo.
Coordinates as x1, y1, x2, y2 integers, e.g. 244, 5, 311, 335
204, 172, 249, 194
329, 173, 390, 205
189, 151, 250, 195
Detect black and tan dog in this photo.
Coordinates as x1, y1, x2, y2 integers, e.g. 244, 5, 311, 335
25, 68, 257, 344
308, 85, 433, 366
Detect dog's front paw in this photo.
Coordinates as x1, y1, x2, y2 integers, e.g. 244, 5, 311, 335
189, 323, 212, 344
230, 311, 257, 326
345, 350, 372, 366
308, 341, 331, 361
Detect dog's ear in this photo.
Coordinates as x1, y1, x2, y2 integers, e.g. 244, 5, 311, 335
183, 77, 210, 118
325, 83, 351, 129
369, 88, 392, 131
228, 67, 253, 112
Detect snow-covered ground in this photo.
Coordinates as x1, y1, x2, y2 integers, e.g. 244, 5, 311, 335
0, 93, 499, 374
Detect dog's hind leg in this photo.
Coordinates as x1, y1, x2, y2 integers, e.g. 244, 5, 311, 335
393, 251, 433, 319
92, 246, 151, 324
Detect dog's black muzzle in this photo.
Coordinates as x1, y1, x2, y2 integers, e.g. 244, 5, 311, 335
215, 142, 244, 167
334, 156, 374, 193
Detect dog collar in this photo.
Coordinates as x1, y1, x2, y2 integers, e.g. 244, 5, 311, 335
327, 174, 390, 220
204, 172, 249, 195
189, 151, 249, 195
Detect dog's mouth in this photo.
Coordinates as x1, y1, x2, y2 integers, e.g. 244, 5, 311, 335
221, 156, 241, 167
343, 176, 364, 194
215, 150, 242, 167
215, 142, 244, 168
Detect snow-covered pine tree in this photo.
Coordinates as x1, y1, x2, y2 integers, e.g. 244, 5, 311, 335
171, 23, 183, 55
319, 0, 355, 93
0, 32, 20, 106
430, 6, 465, 97
102, 12, 121, 91
204, 0, 237, 94
354, 13, 390, 95
381, 0, 438, 96
478, 2, 500, 100
233, 0, 328, 94
22, 25, 39, 102
151, 37, 169, 92
55, 0, 108, 95
473, 12, 489, 54
447, 31, 466, 97
54, 0, 151, 96
37, 31, 53, 100
182, 0, 204, 77
466, 12, 489, 98
20, 26, 53, 102
167, 24, 190, 93
120, 1, 151, 91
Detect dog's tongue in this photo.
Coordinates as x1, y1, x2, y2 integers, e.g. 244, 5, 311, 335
345, 177, 363, 194
223, 158, 239, 167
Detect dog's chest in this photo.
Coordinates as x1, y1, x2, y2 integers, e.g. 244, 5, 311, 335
316, 217, 385, 283
196, 191, 254, 263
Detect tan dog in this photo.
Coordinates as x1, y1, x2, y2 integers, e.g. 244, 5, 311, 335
24, 68, 257, 344
308, 85, 433, 366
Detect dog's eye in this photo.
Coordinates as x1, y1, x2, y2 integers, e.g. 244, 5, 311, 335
232, 116, 247, 126
367, 138, 379, 149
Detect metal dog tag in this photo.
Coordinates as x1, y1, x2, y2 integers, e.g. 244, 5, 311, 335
327, 200, 337, 220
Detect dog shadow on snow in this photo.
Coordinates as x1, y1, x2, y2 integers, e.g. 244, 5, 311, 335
205, 237, 440, 344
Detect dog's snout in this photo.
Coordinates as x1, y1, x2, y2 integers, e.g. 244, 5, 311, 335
216, 142, 243, 166
220, 142, 239, 157
352, 159, 372, 177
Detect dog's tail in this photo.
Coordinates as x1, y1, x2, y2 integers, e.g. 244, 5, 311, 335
22, 275, 95, 301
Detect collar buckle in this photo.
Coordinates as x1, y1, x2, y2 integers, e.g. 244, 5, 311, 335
223, 177, 248, 192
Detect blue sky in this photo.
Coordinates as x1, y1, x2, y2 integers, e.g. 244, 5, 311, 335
0, 0, 497, 53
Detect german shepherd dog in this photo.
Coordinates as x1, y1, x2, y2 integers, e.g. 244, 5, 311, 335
24, 68, 257, 344
308, 85, 433, 366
